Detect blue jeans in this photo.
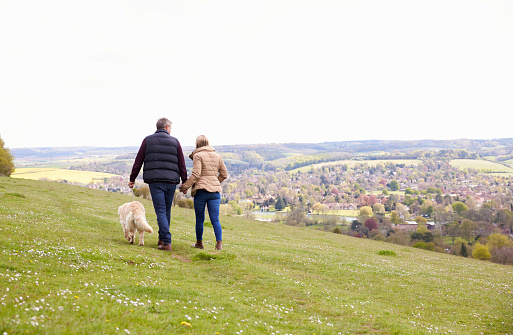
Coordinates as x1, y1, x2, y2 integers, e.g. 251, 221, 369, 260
149, 183, 177, 244
194, 190, 222, 241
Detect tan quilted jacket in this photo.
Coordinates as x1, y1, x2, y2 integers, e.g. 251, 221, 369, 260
181, 146, 228, 196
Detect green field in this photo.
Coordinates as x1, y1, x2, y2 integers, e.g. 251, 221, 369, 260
324, 209, 360, 217
502, 159, 513, 169
0, 177, 512, 334
450, 159, 513, 175
292, 159, 422, 173
11, 168, 119, 184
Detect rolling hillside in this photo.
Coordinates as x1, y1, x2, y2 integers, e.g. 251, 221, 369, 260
12, 138, 513, 173
0, 177, 512, 334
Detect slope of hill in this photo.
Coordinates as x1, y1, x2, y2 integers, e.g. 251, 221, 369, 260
0, 177, 512, 334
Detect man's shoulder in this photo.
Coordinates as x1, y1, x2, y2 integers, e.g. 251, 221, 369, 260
145, 133, 181, 148
168, 135, 180, 146
146, 132, 179, 141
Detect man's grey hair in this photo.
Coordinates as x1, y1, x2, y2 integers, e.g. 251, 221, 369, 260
156, 117, 172, 129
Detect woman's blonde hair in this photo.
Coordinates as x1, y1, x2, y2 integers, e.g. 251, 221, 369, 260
196, 135, 209, 149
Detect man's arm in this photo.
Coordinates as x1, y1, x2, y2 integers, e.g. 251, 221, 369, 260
177, 141, 188, 184
129, 139, 146, 188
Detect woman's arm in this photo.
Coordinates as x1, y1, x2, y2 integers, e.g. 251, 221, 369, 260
218, 156, 228, 183
180, 154, 202, 191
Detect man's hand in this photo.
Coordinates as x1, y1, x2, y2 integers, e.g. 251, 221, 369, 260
128, 182, 135, 189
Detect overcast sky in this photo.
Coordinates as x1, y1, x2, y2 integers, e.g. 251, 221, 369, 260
1, 0, 512, 149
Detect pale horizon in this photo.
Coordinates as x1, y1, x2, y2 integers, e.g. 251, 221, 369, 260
2, 0, 513, 149
9, 137, 513, 151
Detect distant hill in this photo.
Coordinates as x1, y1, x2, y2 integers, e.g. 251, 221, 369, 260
214, 138, 513, 171
12, 138, 513, 172
217, 138, 513, 153
12, 146, 141, 160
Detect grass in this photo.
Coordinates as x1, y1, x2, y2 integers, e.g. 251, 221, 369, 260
0, 177, 512, 334
450, 159, 513, 175
11, 168, 119, 184
324, 209, 360, 217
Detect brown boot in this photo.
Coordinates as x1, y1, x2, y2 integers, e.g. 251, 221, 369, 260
158, 240, 164, 246
158, 244, 172, 252
192, 240, 204, 249
215, 240, 222, 250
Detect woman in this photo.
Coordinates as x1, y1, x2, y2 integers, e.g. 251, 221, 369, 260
179, 135, 228, 250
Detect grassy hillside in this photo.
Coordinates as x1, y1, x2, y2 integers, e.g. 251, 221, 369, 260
0, 177, 512, 334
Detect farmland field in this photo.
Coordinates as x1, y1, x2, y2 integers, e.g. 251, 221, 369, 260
450, 159, 513, 175
11, 167, 119, 184
503, 159, 513, 168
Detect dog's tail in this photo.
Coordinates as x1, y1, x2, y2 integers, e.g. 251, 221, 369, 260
135, 215, 154, 233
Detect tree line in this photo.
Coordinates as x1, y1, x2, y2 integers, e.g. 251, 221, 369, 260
0, 135, 15, 177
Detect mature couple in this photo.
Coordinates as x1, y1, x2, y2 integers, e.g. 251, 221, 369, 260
128, 118, 228, 252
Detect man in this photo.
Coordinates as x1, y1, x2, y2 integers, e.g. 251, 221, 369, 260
128, 117, 187, 252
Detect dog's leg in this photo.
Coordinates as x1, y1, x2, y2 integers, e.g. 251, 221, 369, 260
138, 231, 144, 246
122, 220, 129, 241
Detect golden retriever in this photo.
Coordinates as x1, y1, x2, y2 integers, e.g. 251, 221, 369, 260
118, 201, 153, 246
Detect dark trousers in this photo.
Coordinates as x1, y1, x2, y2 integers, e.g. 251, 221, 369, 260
149, 182, 176, 244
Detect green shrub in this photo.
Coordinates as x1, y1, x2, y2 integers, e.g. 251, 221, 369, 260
177, 199, 194, 209
461, 243, 468, 257
377, 250, 397, 256
374, 234, 385, 241
413, 242, 428, 250
426, 242, 436, 251
472, 243, 491, 260
192, 251, 236, 262
133, 186, 150, 199
5, 192, 25, 198
192, 252, 219, 261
